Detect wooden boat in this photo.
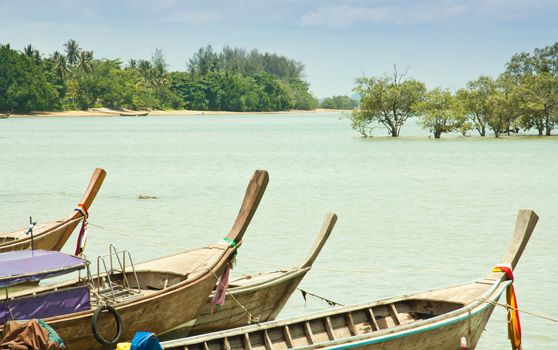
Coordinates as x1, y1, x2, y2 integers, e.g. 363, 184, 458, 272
0, 170, 269, 349
188, 213, 338, 336
161, 209, 538, 350
0, 168, 106, 253
120, 111, 149, 116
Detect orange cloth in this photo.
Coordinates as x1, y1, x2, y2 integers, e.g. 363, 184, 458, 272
492, 265, 521, 350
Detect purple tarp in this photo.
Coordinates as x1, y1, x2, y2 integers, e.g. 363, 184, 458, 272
0, 286, 91, 323
0, 250, 86, 287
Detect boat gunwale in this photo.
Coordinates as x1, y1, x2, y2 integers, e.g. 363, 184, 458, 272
162, 209, 538, 349
0, 168, 106, 251
293, 279, 510, 350
214, 267, 310, 296
0, 216, 83, 249
39, 239, 238, 323
160, 277, 507, 348
34, 170, 270, 324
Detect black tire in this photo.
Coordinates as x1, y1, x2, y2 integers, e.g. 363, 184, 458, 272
91, 304, 123, 345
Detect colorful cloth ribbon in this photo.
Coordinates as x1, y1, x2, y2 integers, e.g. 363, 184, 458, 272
211, 237, 239, 309
218, 237, 239, 265
211, 263, 231, 308
74, 203, 89, 219
492, 264, 521, 350
74, 203, 89, 256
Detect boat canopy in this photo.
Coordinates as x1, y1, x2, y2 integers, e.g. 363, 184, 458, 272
0, 250, 86, 288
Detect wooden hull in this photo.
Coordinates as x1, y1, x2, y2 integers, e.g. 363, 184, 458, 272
0, 217, 83, 253
49, 250, 231, 349
120, 112, 149, 116
0, 168, 106, 253
311, 287, 502, 350
191, 269, 309, 335
331, 304, 496, 350
160, 277, 508, 350
160, 210, 538, 350
190, 213, 337, 335
0, 170, 270, 349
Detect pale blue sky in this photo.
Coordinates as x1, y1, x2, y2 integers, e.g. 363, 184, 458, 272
1, 0, 557, 98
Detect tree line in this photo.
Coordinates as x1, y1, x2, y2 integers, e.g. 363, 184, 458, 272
351, 43, 558, 138
0, 41, 322, 113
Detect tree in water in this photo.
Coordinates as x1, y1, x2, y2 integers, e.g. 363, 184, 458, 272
456, 77, 493, 137
351, 68, 425, 137
504, 43, 558, 136
417, 88, 464, 138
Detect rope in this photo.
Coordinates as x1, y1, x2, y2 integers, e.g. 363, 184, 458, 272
87, 223, 238, 276
238, 256, 385, 274
87, 222, 179, 249
207, 268, 258, 324
298, 288, 344, 307
86, 225, 424, 276
479, 297, 558, 324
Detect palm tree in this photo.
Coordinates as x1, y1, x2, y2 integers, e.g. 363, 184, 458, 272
137, 59, 153, 80
77, 51, 94, 75
107, 58, 122, 70
127, 59, 138, 69
51, 51, 68, 80
22, 44, 41, 64
64, 39, 81, 66
22, 44, 35, 58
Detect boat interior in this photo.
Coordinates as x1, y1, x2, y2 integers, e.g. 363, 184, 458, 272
3, 243, 231, 310
178, 297, 466, 350
0, 217, 80, 244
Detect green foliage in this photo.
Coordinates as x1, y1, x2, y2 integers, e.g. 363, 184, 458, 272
0, 44, 58, 113
349, 42, 558, 138
456, 75, 521, 138
183, 45, 316, 111
456, 77, 492, 136
416, 88, 464, 138
320, 95, 358, 110
450, 42, 558, 137
503, 44, 558, 136
352, 70, 426, 137
0, 41, 315, 113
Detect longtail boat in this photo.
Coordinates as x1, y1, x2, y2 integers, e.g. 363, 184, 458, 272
0, 170, 269, 349
120, 111, 149, 116
189, 213, 338, 335
0, 168, 106, 253
161, 209, 538, 350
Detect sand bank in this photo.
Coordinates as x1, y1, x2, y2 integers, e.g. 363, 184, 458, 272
8, 108, 349, 118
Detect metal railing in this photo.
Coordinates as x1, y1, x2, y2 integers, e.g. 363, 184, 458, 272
94, 244, 142, 304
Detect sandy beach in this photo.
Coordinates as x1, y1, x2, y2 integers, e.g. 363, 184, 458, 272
7, 108, 349, 118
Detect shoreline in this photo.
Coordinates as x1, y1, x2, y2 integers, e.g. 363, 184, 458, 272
6, 108, 350, 118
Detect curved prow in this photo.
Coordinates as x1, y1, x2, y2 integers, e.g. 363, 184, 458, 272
300, 213, 337, 269
225, 170, 269, 244
498, 209, 539, 270
70, 168, 107, 219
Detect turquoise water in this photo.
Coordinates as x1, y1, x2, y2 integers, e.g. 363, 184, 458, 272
0, 113, 556, 348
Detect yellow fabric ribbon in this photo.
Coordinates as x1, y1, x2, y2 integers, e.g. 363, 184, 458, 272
492, 265, 521, 350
